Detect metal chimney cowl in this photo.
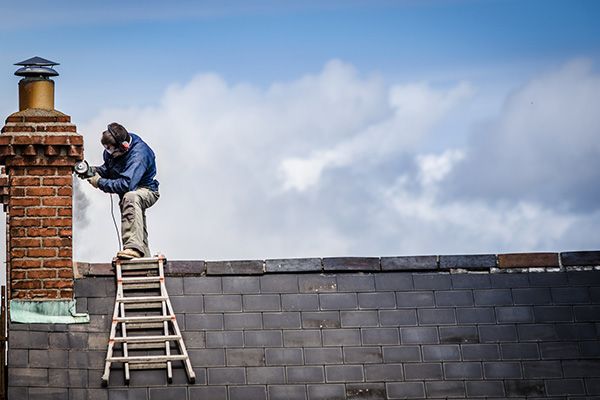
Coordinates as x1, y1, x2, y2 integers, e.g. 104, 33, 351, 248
14, 56, 60, 111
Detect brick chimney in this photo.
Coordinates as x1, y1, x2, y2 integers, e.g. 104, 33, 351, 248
0, 57, 83, 300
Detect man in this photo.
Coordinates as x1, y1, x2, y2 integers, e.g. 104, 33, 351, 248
87, 122, 160, 259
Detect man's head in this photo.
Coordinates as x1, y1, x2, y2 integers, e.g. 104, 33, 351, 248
101, 122, 131, 158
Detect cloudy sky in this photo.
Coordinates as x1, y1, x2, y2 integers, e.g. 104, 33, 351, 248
0, 0, 599, 262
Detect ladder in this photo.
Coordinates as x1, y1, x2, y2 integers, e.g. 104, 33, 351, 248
102, 255, 195, 386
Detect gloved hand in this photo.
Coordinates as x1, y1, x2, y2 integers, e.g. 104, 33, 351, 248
87, 173, 101, 188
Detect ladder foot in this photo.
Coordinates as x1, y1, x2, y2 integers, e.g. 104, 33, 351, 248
101, 378, 108, 388
189, 376, 195, 384
168, 377, 173, 384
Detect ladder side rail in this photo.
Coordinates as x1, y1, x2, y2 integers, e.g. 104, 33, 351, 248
119, 301, 131, 384
159, 258, 195, 383
163, 294, 195, 382
102, 260, 124, 385
158, 259, 173, 382
162, 300, 173, 383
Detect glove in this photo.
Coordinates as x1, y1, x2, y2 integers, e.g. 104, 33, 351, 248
87, 173, 101, 188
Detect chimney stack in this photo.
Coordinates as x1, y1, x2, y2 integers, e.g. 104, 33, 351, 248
0, 57, 84, 302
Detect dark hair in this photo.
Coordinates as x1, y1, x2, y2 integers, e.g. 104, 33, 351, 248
101, 122, 130, 147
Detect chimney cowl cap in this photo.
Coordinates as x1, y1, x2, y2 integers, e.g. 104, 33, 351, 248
14, 56, 59, 78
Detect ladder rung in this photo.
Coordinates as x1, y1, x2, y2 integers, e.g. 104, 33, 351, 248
114, 335, 181, 343
116, 296, 167, 303
127, 343, 172, 350
115, 315, 173, 323
120, 264, 159, 271
124, 303, 163, 310
122, 283, 161, 290
120, 276, 162, 283
130, 363, 167, 370
125, 322, 165, 329
108, 355, 187, 363
119, 257, 163, 266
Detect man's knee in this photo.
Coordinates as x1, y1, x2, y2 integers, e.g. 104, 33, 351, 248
122, 191, 141, 207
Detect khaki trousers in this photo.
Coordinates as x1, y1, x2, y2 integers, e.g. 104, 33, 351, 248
120, 187, 160, 257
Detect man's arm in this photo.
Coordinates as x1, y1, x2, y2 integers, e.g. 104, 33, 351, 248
94, 151, 110, 178
97, 152, 149, 194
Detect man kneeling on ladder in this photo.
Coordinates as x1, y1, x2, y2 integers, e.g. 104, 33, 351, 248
87, 122, 160, 259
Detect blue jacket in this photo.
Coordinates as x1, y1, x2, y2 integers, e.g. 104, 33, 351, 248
95, 133, 159, 196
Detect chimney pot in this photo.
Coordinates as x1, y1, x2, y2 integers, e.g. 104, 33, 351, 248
14, 56, 59, 111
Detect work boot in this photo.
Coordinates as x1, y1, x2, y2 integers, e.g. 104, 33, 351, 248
116, 248, 143, 259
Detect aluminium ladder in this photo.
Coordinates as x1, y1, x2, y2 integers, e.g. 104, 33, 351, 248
102, 255, 195, 386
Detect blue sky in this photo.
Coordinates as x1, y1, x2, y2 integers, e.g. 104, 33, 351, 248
1, 0, 599, 261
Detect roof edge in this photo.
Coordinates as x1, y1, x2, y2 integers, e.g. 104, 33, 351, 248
75, 251, 600, 277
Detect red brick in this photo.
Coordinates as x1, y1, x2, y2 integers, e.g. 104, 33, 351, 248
42, 217, 71, 227
12, 280, 42, 289
27, 248, 58, 257
9, 168, 26, 176
498, 253, 560, 268
57, 269, 73, 278
11, 271, 26, 279
22, 115, 58, 123
11, 259, 42, 268
56, 186, 72, 196
42, 197, 71, 207
9, 207, 26, 217
11, 238, 41, 248
27, 227, 58, 237
11, 197, 40, 206
12, 135, 43, 145
27, 208, 57, 217
34, 133, 65, 143
1, 125, 35, 133
43, 280, 72, 289
43, 259, 72, 268
26, 187, 55, 197
11, 217, 41, 227
58, 248, 71, 258
26, 166, 59, 176
45, 126, 77, 133
11, 176, 40, 186
10, 249, 26, 258
59, 289, 73, 299
58, 229, 72, 238
28, 270, 57, 279
57, 208, 72, 216
43, 238, 70, 247
43, 177, 71, 186
10, 188, 25, 196
9, 227, 27, 237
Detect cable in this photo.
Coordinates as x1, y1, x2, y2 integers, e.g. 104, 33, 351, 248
110, 194, 122, 251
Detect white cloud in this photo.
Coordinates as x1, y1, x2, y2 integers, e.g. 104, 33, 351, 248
447, 58, 600, 212
416, 149, 464, 187
381, 166, 578, 254
74, 59, 599, 263
279, 81, 473, 191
